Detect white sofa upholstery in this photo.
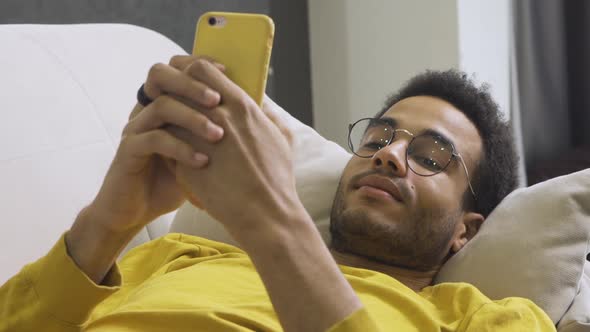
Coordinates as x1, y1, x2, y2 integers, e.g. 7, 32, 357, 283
0, 24, 187, 284
1, 23, 588, 331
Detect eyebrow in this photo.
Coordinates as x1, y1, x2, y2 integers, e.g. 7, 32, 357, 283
377, 116, 398, 128
379, 116, 456, 148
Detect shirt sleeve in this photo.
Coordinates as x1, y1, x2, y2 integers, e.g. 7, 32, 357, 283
462, 298, 557, 332
326, 307, 382, 332
0, 232, 121, 332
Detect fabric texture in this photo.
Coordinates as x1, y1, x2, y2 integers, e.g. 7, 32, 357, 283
0, 233, 556, 331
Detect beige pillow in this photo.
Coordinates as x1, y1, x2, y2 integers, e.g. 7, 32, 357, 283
170, 97, 590, 326
436, 169, 590, 324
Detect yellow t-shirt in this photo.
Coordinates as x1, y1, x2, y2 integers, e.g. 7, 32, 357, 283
0, 233, 555, 331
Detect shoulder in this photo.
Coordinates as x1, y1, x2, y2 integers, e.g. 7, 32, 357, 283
461, 297, 555, 331
423, 283, 555, 331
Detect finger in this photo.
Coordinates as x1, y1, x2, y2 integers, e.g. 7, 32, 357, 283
122, 129, 209, 168
186, 59, 247, 105
129, 103, 144, 121
169, 55, 225, 72
144, 63, 221, 109
123, 96, 224, 142
169, 55, 197, 71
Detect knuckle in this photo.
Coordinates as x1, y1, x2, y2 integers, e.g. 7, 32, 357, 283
195, 58, 209, 67
128, 103, 146, 121
148, 62, 167, 80
168, 55, 183, 67
121, 122, 132, 136
146, 130, 160, 145
188, 58, 209, 75
151, 95, 171, 110
180, 79, 196, 96
208, 108, 229, 125
198, 116, 213, 135
118, 134, 134, 153
235, 96, 256, 114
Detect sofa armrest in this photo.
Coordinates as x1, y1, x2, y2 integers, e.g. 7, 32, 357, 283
0, 23, 186, 283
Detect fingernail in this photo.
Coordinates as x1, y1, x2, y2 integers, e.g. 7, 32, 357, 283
193, 153, 209, 167
204, 89, 220, 104
207, 122, 224, 140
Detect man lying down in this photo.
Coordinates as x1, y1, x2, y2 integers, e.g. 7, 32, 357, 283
0, 56, 555, 331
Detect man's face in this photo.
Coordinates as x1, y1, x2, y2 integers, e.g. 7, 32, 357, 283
330, 96, 482, 271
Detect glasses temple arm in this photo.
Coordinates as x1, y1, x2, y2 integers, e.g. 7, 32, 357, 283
456, 154, 477, 199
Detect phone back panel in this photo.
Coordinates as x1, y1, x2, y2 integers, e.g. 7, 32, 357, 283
193, 12, 274, 105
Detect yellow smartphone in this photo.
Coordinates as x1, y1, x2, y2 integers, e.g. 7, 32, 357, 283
193, 12, 274, 106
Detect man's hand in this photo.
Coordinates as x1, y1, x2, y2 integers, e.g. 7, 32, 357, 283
165, 59, 298, 241
66, 56, 224, 284
165, 60, 362, 332
89, 57, 227, 234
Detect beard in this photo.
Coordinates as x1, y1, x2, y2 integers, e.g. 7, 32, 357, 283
329, 177, 460, 272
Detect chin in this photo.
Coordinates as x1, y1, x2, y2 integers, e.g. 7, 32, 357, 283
331, 202, 402, 243
347, 191, 406, 222
330, 187, 446, 270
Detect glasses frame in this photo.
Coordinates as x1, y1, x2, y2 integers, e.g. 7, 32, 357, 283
348, 118, 477, 199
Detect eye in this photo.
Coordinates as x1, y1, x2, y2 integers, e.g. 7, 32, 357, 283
414, 155, 444, 172
362, 141, 386, 150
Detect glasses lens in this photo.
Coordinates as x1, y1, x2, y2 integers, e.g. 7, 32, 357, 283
349, 119, 393, 157
407, 135, 453, 175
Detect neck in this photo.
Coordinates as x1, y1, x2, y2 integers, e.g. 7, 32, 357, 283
330, 248, 439, 292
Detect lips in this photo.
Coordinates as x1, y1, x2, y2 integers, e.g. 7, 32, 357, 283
354, 174, 404, 202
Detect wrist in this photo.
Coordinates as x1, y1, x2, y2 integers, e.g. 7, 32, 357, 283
235, 201, 321, 254
66, 205, 138, 284
232, 200, 362, 332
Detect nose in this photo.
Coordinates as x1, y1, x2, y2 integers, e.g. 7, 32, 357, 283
371, 139, 409, 177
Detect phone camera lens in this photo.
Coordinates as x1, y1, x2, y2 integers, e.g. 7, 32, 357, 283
208, 17, 217, 26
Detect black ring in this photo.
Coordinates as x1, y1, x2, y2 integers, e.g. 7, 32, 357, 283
137, 83, 153, 107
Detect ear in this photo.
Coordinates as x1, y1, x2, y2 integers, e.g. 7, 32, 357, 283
450, 212, 484, 253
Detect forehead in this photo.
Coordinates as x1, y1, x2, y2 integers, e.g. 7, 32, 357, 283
382, 95, 482, 162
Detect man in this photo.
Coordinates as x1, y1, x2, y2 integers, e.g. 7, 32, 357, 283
0, 56, 554, 331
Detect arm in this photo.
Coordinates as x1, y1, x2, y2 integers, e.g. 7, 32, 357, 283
66, 55, 225, 284
237, 202, 364, 332
172, 60, 371, 332
0, 229, 121, 332
0, 55, 225, 330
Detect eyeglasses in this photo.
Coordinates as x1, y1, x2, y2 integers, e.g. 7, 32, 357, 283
348, 118, 476, 199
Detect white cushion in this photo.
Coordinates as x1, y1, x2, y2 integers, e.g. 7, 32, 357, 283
0, 24, 186, 284
170, 96, 590, 327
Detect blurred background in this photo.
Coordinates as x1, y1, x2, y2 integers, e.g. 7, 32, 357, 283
2, 0, 589, 186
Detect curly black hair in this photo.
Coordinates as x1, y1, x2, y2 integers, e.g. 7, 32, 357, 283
375, 69, 519, 217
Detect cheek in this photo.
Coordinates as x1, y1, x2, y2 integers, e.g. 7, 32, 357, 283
340, 158, 364, 185
413, 174, 461, 210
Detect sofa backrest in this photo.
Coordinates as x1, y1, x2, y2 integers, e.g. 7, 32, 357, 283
0, 24, 186, 284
